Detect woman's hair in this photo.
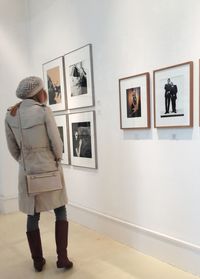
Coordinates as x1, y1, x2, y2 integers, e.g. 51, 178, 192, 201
9, 89, 46, 117
9, 102, 22, 117
31, 90, 43, 103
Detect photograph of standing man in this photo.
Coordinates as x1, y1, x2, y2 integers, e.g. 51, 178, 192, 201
164, 78, 172, 114
170, 82, 178, 113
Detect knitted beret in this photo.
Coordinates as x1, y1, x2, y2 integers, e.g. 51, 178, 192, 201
16, 76, 44, 99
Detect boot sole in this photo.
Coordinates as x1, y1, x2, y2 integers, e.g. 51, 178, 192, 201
57, 262, 73, 269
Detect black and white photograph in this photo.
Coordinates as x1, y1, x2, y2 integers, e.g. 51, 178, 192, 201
72, 122, 92, 158
158, 76, 184, 118
57, 126, 64, 153
154, 62, 193, 128
64, 44, 94, 109
54, 115, 70, 165
163, 78, 179, 116
119, 72, 150, 129
69, 111, 97, 168
69, 61, 87, 97
43, 56, 66, 111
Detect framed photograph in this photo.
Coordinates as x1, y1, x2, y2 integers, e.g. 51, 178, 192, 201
54, 115, 70, 165
43, 56, 66, 111
68, 111, 97, 169
153, 62, 193, 128
119, 72, 150, 129
64, 44, 94, 109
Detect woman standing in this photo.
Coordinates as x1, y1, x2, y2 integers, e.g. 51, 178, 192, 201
5, 76, 73, 272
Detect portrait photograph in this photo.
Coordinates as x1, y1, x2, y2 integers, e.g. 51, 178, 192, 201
72, 121, 92, 158
126, 87, 141, 118
119, 72, 150, 129
153, 62, 193, 128
54, 115, 70, 165
43, 56, 66, 111
68, 111, 97, 168
64, 44, 94, 109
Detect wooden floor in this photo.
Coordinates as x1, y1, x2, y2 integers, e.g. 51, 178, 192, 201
0, 211, 199, 279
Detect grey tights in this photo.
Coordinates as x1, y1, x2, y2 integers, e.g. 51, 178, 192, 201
27, 205, 67, 232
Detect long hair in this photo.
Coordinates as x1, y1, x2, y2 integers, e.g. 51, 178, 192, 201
8, 102, 22, 117
8, 90, 46, 117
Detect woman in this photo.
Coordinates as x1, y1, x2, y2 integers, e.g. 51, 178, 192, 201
5, 76, 73, 272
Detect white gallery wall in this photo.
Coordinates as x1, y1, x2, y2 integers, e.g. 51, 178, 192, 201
2, 0, 200, 275
0, 0, 30, 212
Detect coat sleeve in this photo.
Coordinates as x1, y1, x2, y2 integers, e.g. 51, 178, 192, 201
5, 119, 20, 161
44, 106, 63, 161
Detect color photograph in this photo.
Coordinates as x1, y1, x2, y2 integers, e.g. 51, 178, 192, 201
126, 87, 141, 118
47, 66, 61, 105
43, 56, 66, 111
119, 72, 150, 129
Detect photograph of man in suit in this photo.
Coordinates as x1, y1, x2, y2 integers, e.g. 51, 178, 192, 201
170, 82, 178, 113
164, 78, 172, 114
163, 78, 178, 115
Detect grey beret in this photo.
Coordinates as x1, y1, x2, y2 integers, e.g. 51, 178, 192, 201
16, 76, 44, 99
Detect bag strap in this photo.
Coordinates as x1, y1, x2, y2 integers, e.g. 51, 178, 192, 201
17, 108, 27, 172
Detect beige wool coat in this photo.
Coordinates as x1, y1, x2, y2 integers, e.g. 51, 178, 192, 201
5, 99, 68, 215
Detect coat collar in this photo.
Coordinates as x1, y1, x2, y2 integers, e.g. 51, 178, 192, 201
21, 99, 45, 107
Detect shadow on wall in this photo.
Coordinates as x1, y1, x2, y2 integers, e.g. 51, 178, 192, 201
123, 130, 153, 141
156, 128, 193, 140
122, 128, 194, 141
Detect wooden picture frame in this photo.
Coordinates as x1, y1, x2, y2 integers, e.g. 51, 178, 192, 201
153, 61, 193, 128
119, 72, 150, 129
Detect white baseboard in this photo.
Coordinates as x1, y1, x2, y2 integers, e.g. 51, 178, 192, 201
0, 195, 18, 213
68, 202, 200, 277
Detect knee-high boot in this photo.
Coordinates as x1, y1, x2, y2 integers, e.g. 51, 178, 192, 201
55, 220, 73, 269
26, 229, 46, 272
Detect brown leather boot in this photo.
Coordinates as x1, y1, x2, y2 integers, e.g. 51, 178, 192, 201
26, 229, 46, 272
55, 220, 73, 269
